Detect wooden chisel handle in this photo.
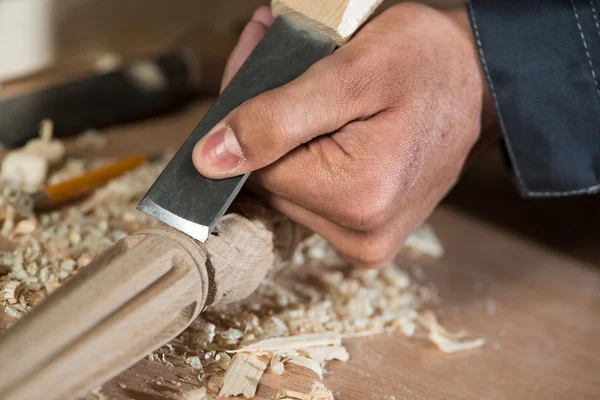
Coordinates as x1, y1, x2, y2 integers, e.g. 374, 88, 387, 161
272, 0, 384, 44
0, 199, 308, 400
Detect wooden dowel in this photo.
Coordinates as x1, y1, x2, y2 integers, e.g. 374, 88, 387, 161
0, 201, 307, 400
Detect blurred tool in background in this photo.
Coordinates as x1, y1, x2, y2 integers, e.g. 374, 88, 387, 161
0, 27, 236, 147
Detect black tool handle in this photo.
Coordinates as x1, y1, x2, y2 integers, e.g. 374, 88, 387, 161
0, 54, 190, 148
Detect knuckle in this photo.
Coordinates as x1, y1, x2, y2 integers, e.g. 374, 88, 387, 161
231, 93, 290, 161
330, 50, 378, 107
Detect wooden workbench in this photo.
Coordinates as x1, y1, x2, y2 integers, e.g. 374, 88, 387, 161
2, 100, 600, 399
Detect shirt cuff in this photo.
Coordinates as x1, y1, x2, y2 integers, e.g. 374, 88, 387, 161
467, 0, 600, 197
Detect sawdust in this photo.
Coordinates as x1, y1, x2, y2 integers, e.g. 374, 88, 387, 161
174, 235, 482, 398
0, 134, 484, 399
0, 141, 166, 321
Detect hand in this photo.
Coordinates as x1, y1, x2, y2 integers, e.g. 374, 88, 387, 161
193, 4, 493, 268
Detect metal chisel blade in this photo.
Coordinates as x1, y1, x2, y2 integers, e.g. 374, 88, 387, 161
137, 16, 337, 242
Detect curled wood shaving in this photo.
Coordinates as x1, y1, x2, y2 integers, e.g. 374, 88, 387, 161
418, 310, 485, 353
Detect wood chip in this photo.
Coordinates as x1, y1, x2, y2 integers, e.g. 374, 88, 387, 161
0, 281, 23, 303
1, 152, 48, 188
4, 304, 24, 319
186, 356, 203, 370
219, 353, 268, 398
184, 387, 207, 399
13, 219, 38, 235
403, 224, 444, 257
21, 119, 65, 166
298, 346, 349, 364
277, 381, 334, 400
270, 354, 285, 375
428, 327, 486, 354
288, 356, 323, 378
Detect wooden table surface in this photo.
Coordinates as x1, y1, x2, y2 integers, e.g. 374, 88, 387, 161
2, 101, 600, 399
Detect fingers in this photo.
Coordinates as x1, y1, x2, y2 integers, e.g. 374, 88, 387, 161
252, 189, 403, 269
251, 113, 409, 233
221, 7, 275, 90
192, 44, 388, 179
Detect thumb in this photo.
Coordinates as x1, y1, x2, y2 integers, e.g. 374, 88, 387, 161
192, 47, 383, 179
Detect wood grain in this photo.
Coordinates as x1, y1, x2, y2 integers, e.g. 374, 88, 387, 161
272, 0, 384, 44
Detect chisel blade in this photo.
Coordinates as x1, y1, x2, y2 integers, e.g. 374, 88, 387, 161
137, 16, 337, 242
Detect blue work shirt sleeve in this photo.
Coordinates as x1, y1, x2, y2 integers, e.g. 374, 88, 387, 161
467, 0, 600, 197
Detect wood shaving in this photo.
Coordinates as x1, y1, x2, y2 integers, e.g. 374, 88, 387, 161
186, 356, 203, 371
298, 346, 349, 364
4, 304, 23, 319
277, 381, 334, 400
86, 386, 107, 400
21, 119, 66, 166
1, 152, 49, 188
0, 135, 483, 399
270, 354, 285, 375
0, 120, 66, 189
218, 353, 268, 398
183, 387, 208, 400
418, 311, 485, 353
0, 151, 166, 320
288, 356, 323, 378
403, 224, 444, 258
0, 281, 22, 303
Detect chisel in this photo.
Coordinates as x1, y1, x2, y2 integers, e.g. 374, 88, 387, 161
0, 2, 381, 399
138, 0, 383, 242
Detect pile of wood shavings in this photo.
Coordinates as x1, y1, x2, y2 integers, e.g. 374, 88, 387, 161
0, 136, 483, 400
171, 233, 483, 399
0, 156, 167, 321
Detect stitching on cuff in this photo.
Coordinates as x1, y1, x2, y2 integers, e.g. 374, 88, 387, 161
590, 0, 600, 41
571, 0, 600, 97
468, 1, 600, 197
467, 2, 529, 194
